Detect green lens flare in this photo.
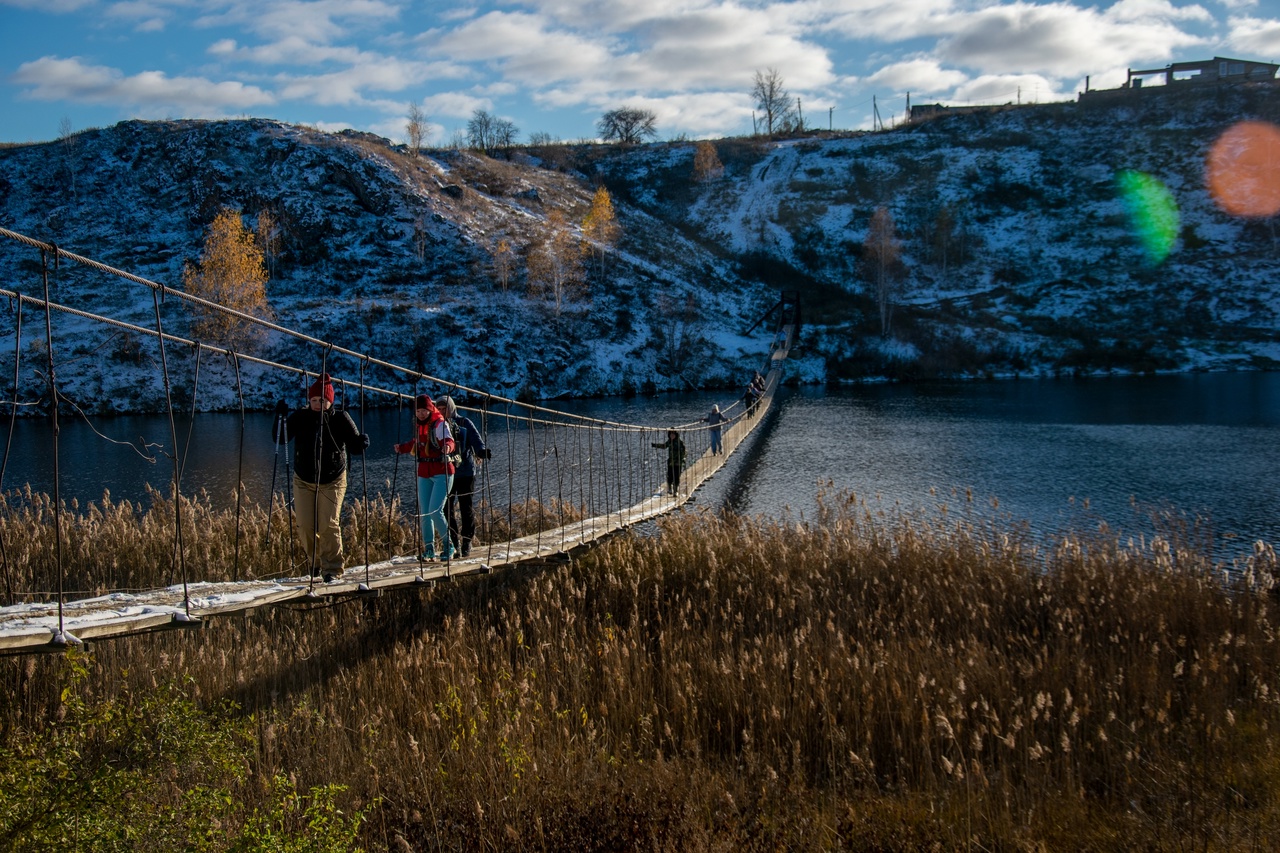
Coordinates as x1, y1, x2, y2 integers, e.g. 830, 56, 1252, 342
1116, 170, 1179, 265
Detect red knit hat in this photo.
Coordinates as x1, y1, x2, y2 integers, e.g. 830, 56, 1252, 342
308, 373, 335, 405
415, 394, 432, 409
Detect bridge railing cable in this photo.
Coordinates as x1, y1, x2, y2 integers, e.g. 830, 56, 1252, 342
0, 226, 783, 619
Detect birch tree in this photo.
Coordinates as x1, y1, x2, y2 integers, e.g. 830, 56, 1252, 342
526, 209, 585, 315
581, 186, 620, 278
406, 102, 428, 156
864, 206, 902, 337
692, 141, 724, 182
184, 208, 271, 351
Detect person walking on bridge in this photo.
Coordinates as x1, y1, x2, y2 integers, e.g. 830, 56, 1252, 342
440, 396, 491, 558
702, 404, 728, 455
651, 429, 687, 497
394, 394, 456, 562
273, 373, 369, 582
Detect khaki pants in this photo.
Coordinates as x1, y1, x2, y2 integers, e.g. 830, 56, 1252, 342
293, 471, 347, 573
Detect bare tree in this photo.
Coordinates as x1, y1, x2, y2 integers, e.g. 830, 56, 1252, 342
58, 117, 77, 205
655, 291, 706, 379
863, 206, 903, 337
597, 107, 658, 144
491, 236, 515, 291
526, 209, 585, 315
466, 110, 497, 152
406, 101, 428, 156
492, 116, 519, 149
467, 109, 519, 153
752, 68, 794, 137
255, 208, 281, 278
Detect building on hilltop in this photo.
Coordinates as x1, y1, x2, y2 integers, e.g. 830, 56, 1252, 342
1124, 57, 1278, 90
1079, 56, 1279, 103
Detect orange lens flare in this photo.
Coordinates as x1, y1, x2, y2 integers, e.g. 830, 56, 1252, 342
1206, 121, 1280, 219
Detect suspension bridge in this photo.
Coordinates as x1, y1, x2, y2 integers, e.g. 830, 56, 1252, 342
0, 226, 798, 655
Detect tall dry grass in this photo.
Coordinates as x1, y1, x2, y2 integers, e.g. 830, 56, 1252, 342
0, 486, 585, 599
3, 486, 1280, 850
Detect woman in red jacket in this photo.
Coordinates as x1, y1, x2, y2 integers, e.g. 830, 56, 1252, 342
393, 394, 456, 561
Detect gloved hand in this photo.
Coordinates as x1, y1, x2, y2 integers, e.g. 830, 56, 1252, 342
274, 399, 290, 416
361, 434, 370, 450
477, 448, 492, 460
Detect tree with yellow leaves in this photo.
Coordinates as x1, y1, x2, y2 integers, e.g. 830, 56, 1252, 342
692, 141, 723, 182
581, 186, 620, 278
183, 207, 271, 351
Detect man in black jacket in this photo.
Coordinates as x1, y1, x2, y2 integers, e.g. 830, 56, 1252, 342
273, 373, 369, 581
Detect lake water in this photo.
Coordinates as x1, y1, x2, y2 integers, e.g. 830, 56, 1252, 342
2, 372, 1277, 560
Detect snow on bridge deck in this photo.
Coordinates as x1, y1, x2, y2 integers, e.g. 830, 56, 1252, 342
0, 330, 791, 654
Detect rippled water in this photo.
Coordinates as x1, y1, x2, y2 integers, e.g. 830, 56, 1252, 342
702, 373, 1280, 558
4, 372, 1278, 558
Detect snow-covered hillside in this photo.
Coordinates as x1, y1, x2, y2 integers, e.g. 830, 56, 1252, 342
0, 119, 786, 412
598, 83, 1280, 381
1, 84, 1278, 413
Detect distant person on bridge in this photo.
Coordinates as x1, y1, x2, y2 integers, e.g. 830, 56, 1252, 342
440, 396, 491, 559
273, 373, 370, 582
702, 404, 728, 455
651, 429, 687, 497
743, 372, 765, 417
393, 394, 456, 562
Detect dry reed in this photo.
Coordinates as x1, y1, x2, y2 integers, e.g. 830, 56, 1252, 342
3, 485, 1280, 850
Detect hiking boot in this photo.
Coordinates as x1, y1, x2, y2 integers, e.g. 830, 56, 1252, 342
323, 572, 337, 583
418, 550, 435, 562
442, 545, 456, 561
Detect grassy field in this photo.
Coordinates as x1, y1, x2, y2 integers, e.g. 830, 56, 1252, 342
2, 487, 1279, 851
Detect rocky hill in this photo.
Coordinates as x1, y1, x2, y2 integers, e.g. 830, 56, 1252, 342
0, 83, 1277, 413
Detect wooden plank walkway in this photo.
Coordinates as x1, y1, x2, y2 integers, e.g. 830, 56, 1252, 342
0, 330, 791, 654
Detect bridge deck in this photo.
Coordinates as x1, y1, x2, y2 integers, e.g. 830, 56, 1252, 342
0, 330, 791, 654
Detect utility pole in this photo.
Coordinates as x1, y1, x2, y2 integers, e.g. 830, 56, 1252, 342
829, 106, 833, 131
796, 97, 804, 131
906, 91, 911, 124
873, 96, 881, 131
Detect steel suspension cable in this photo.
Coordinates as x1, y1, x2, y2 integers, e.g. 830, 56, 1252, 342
178, 343, 203, 482
150, 288, 192, 618
0, 294, 22, 605
1, 225, 685, 433
229, 351, 246, 582
359, 357, 370, 585
40, 249, 69, 640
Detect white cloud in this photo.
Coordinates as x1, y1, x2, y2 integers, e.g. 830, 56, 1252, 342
1225, 15, 1280, 55
421, 90, 491, 120
950, 72, 1071, 104
195, 0, 401, 44
865, 59, 969, 96
104, 0, 176, 27
275, 58, 433, 105
935, 2, 1210, 79
0, 0, 94, 10
12, 56, 276, 113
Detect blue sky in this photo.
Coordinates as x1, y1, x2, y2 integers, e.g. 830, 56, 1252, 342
2, 0, 1278, 145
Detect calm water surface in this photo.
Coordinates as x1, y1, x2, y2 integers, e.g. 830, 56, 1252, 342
3, 372, 1277, 558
